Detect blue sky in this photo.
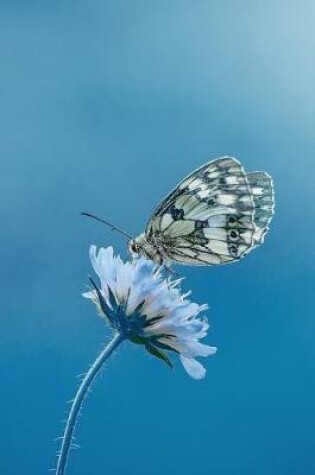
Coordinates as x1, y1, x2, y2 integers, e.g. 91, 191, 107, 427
0, 2, 314, 474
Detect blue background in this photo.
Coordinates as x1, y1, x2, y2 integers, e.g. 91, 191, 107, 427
1, 2, 314, 474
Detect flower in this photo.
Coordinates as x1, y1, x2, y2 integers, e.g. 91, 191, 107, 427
83, 246, 217, 379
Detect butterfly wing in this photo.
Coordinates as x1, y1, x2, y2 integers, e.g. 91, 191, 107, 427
145, 156, 268, 266
246, 171, 275, 246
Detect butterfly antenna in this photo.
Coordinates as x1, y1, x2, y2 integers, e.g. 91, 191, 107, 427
81, 212, 134, 241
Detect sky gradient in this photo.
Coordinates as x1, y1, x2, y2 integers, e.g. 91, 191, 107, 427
1, 2, 314, 474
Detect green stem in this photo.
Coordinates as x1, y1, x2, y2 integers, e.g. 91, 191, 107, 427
56, 332, 124, 475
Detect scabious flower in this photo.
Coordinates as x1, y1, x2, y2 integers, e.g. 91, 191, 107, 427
83, 245, 217, 379
56, 246, 216, 475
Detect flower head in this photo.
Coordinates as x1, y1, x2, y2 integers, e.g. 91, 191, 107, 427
83, 246, 217, 379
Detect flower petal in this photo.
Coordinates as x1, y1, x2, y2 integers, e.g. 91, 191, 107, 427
180, 355, 207, 380
162, 339, 217, 358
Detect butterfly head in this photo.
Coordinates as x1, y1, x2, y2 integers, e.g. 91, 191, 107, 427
128, 239, 141, 255
128, 233, 146, 256
129, 233, 164, 265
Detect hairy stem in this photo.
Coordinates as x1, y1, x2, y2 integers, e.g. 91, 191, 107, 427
56, 332, 124, 475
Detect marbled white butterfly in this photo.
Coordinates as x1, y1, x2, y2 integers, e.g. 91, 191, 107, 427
83, 157, 274, 267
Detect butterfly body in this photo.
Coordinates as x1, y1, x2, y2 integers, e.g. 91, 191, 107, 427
129, 156, 275, 267
130, 232, 166, 265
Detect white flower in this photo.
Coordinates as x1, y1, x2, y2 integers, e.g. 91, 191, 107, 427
83, 246, 217, 380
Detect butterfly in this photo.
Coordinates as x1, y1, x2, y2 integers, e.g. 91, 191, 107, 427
83, 156, 274, 268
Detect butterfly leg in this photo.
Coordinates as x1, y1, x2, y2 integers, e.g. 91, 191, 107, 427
163, 264, 179, 278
